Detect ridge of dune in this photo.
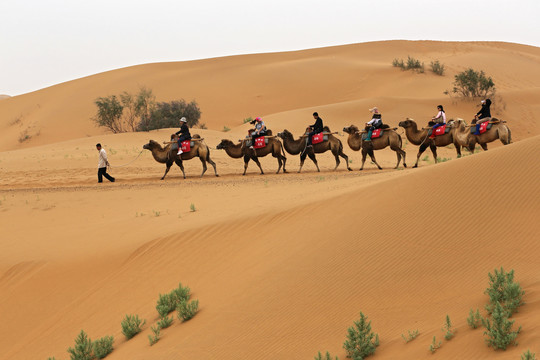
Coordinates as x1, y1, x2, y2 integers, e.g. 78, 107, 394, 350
1, 40, 539, 151
2, 133, 539, 359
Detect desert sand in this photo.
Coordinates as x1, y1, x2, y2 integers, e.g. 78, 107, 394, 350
1, 40, 539, 359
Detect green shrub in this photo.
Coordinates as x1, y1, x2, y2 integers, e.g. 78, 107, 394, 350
485, 267, 524, 315
482, 301, 521, 350
94, 96, 124, 133
177, 299, 199, 322
190, 203, 196, 212
158, 315, 174, 329
148, 325, 160, 346
243, 117, 254, 124
392, 58, 405, 69
140, 99, 201, 131
429, 336, 441, 353
467, 308, 483, 329
343, 312, 379, 360
121, 314, 145, 340
156, 283, 191, 317
401, 329, 419, 343
67, 330, 94, 360
522, 350, 537, 360
430, 60, 445, 75
314, 351, 339, 360
452, 68, 495, 98
443, 315, 454, 340
223, 126, 231, 132
92, 336, 114, 359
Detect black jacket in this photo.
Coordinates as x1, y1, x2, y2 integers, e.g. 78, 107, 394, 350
310, 117, 324, 133
476, 99, 492, 119
175, 123, 191, 138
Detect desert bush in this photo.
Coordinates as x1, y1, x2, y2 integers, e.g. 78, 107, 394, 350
119, 87, 155, 131
429, 336, 441, 353
92, 336, 114, 359
140, 99, 201, 131
156, 283, 191, 317
467, 308, 483, 329
148, 325, 160, 346
177, 299, 199, 322
314, 351, 339, 360
430, 60, 445, 75
198, 123, 207, 129
67, 330, 93, 360
190, 203, 196, 212
121, 314, 145, 340
485, 267, 524, 315
482, 301, 521, 350
392, 58, 404, 69
223, 126, 231, 132
158, 315, 174, 329
343, 312, 379, 360
522, 350, 537, 360
452, 68, 495, 98
443, 315, 454, 340
401, 329, 419, 343
94, 95, 124, 133
243, 116, 254, 124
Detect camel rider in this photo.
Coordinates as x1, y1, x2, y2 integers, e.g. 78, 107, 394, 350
307, 112, 323, 147
429, 105, 447, 139
364, 107, 383, 141
474, 99, 492, 135
249, 117, 267, 149
176, 117, 191, 155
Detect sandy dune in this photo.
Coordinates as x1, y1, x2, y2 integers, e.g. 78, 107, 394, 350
1, 41, 540, 359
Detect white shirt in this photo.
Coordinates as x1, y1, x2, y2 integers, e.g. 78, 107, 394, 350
434, 111, 447, 123
367, 117, 381, 125
98, 148, 109, 168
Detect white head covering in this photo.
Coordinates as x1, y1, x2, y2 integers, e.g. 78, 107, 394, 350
180, 117, 187, 122
369, 107, 379, 113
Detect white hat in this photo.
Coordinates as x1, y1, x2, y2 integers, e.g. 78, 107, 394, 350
180, 117, 187, 122
369, 107, 379, 113
481, 100, 486, 104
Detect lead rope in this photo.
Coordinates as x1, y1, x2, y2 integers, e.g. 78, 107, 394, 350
108, 149, 144, 170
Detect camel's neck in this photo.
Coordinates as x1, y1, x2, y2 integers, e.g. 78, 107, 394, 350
224, 143, 244, 159
150, 145, 171, 163
404, 123, 428, 145
347, 133, 362, 151
282, 134, 305, 155
453, 123, 470, 144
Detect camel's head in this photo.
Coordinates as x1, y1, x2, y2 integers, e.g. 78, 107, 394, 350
143, 140, 159, 150
398, 118, 415, 128
277, 129, 292, 139
454, 118, 467, 129
216, 139, 234, 150
343, 125, 359, 134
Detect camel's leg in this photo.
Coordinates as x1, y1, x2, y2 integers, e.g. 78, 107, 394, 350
454, 143, 462, 158
298, 153, 306, 173
359, 149, 367, 170
243, 154, 250, 176
332, 149, 341, 171
430, 144, 438, 163
161, 161, 174, 180
206, 154, 219, 177
273, 151, 282, 174
391, 146, 402, 169
337, 147, 352, 171
175, 159, 186, 179
199, 157, 208, 178
252, 155, 264, 175
281, 154, 287, 173
413, 143, 429, 168
308, 152, 320, 172
480, 143, 488, 151
368, 149, 383, 170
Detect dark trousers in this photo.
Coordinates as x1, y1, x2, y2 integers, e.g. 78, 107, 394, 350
251, 131, 266, 144
98, 167, 115, 183
307, 130, 318, 145
177, 134, 191, 147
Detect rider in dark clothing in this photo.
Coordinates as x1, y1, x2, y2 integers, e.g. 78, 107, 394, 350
307, 112, 323, 146
176, 117, 191, 155
474, 99, 492, 135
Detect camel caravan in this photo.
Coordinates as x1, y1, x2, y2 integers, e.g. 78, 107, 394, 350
142, 100, 511, 179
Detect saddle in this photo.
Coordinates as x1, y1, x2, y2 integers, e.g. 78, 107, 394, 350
361, 129, 383, 140
470, 122, 492, 134
171, 140, 194, 152
245, 136, 269, 149
427, 124, 450, 137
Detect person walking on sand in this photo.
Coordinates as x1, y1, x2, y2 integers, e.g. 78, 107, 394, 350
96, 143, 115, 183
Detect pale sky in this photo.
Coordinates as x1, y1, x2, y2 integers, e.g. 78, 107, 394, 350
1, 0, 539, 96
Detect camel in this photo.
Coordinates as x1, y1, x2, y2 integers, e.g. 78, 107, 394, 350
451, 118, 512, 153
398, 118, 461, 167
277, 127, 352, 173
342, 125, 406, 170
142, 134, 219, 179
216, 130, 287, 175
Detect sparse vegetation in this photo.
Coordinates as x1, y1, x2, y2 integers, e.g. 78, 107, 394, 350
18, 129, 31, 143
522, 350, 537, 360
443, 315, 454, 340
148, 325, 160, 346
177, 299, 199, 322
92, 336, 114, 359
121, 314, 145, 340
421, 155, 430, 162
223, 126, 231, 132
482, 301, 521, 350
392, 58, 404, 69
401, 329, 419, 343
141, 99, 201, 131
392, 56, 424, 73
343, 312, 379, 360
67, 330, 93, 360
156, 283, 191, 317
485, 267, 524, 315
467, 308, 483, 329
190, 203, 197, 212
430, 60, 445, 76
452, 68, 495, 98
157, 315, 174, 329
243, 116, 254, 124
314, 351, 339, 360
429, 336, 441, 353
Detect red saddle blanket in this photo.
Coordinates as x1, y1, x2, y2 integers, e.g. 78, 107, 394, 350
312, 133, 324, 144
433, 124, 447, 136
181, 140, 191, 152
371, 129, 382, 139
254, 136, 266, 149
478, 122, 489, 134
